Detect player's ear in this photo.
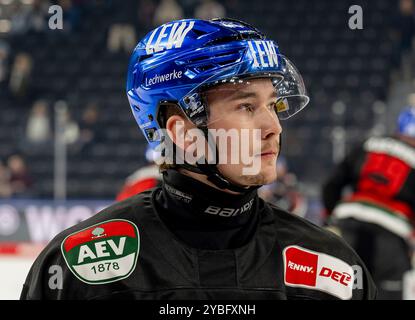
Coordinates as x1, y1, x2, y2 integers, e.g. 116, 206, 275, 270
165, 114, 196, 150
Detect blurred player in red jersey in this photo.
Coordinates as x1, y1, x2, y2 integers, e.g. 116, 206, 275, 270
322, 106, 415, 299
116, 146, 162, 201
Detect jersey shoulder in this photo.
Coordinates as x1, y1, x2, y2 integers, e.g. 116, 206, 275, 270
265, 202, 376, 300
49, 190, 154, 250
267, 202, 361, 262
21, 190, 155, 299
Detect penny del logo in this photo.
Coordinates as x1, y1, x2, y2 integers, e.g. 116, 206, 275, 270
283, 245, 355, 300
61, 219, 140, 285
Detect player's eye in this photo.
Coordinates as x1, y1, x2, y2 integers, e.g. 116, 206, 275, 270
238, 104, 255, 113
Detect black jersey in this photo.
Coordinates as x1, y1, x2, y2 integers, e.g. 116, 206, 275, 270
21, 170, 376, 300
322, 135, 415, 238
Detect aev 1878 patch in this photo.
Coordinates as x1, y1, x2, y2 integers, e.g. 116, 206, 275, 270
61, 219, 140, 285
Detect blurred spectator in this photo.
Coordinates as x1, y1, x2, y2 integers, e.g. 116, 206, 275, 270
153, 0, 184, 26
194, 0, 226, 20
59, 0, 81, 32
107, 23, 137, 53
10, 0, 50, 34
79, 101, 102, 152
9, 53, 33, 98
26, 100, 51, 144
391, 0, 415, 71
106, 0, 138, 53
28, 0, 50, 33
0, 161, 12, 198
7, 154, 33, 197
0, 40, 10, 85
62, 110, 80, 145
10, 1, 31, 35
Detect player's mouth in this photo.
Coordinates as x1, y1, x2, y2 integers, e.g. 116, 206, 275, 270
258, 150, 278, 159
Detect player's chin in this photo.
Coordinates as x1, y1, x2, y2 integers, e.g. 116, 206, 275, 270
245, 170, 276, 186
222, 162, 276, 185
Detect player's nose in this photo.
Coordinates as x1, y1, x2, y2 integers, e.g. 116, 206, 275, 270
259, 106, 283, 140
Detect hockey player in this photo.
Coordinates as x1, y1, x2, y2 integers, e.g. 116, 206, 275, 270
322, 106, 415, 299
21, 18, 375, 300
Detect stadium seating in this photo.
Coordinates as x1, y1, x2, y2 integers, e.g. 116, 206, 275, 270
0, 0, 398, 198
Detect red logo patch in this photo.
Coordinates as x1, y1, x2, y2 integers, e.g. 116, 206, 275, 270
284, 246, 318, 287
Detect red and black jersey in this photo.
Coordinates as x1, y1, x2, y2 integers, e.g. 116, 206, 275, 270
322, 135, 415, 238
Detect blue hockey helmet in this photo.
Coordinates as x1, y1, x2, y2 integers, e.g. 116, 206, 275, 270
126, 18, 309, 191
397, 106, 415, 138
127, 18, 309, 149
